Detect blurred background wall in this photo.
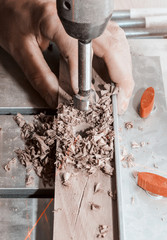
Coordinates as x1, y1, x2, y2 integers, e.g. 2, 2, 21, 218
115, 0, 167, 9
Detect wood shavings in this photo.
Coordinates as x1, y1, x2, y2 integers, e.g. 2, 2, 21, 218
107, 190, 113, 198
62, 172, 71, 186
53, 208, 62, 213
14, 113, 26, 128
107, 190, 116, 200
131, 197, 135, 205
4, 164, 10, 172
4, 158, 17, 172
56, 88, 115, 179
138, 126, 143, 131
125, 121, 133, 129
132, 171, 138, 179
25, 175, 34, 186
161, 217, 165, 221
13, 88, 114, 186
13, 113, 56, 186
102, 164, 114, 176
104, 83, 111, 91
90, 203, 101, 210
94, 183, 102, 194
140, 142, 145, 147
153, 163, 159, 169
131, 141, 140, 149
121, 147, 127, 157
122, 154, 135, 168
111, 84, 119, 95
97, 225, 109, 238
131, 141, 145, 149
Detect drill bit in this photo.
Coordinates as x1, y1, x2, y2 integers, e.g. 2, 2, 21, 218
73, 40, 96, 111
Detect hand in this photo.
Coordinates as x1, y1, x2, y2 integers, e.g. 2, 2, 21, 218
0, 0, 134, 114
93, 22, 134, 114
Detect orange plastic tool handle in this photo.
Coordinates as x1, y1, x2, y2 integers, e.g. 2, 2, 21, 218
140, 87, 155, 118
138, 172, 167, 197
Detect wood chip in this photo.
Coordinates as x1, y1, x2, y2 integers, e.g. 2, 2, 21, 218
122, 154, 135, 168
13, 113, 56, 186
132, 171, 138, 179
25, 175, 34, 186
62, 172, 71, 186
107, 190, 113, 198
131, 141, 140, 149
138, 126, 143, 131
97, 225, 109, 238
121, 146, 127, 157
125, 122, 133, 129
94, 183, 102, 193
153, 163, 159, 169
131, 196, 135, 205
4, 158, 17, 172
90, 203, 101, 210
140, 142, 145, 147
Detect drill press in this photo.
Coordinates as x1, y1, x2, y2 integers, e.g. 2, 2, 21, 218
57, 0, 113, 110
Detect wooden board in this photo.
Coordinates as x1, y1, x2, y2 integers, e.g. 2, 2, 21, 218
53, 57, 118, 240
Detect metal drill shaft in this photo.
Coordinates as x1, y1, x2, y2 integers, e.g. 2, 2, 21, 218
78, 41, 92, 94
73, 41, 95, 111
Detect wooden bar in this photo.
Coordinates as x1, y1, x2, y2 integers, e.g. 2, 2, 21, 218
53, 57, 116, 239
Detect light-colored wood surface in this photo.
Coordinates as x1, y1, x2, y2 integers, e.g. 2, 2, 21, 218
115, 0, 167, 10
53, 58, 116, 240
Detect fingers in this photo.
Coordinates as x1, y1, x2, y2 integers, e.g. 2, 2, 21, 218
93, 22, 134, 114
11, 36, 59, 108
40, 12, 79, 94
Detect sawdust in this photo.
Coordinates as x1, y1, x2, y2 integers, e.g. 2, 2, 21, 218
97, 225, 109, 238
153, 163, 159, 169
131, 141, 140, 149
140, 141, 145, 147
131, 141, 146, 149
14, 113, 56, 186
25, 175, 34, 186
13, 88, 115, 186
122, 154, 135, 168
94, 183, 102, 194
61, 172, 71, 186
132, 171, 138, 179
131, 196, 135, 205
90, 202, 101, 210
56, 88, 114, 177
4, 158, 17, 172
107, 190, 113, 198
125, 121, 133, 129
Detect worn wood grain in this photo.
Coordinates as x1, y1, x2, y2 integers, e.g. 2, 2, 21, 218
53, 57, 116, 240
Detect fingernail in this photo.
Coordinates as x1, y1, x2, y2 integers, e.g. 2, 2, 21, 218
74, 87, 79, 94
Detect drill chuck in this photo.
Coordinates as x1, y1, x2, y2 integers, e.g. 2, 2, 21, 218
57, 0, 114, 42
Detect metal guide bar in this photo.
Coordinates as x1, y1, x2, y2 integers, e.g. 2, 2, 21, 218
112, 93, 125, 240
0, 107, 56, 115
0, 188, 54, 198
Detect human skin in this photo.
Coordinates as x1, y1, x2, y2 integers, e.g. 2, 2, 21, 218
0, 0, 134, 114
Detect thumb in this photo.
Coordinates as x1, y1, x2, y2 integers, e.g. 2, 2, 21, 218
10, 36, 59, 108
